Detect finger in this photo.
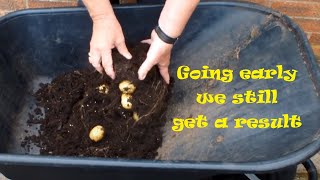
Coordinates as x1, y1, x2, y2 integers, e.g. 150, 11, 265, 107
102, 51, 115, 79
141, 39, 152, 45
138, 56, 156, 80
116, 42, 132, 60
158, 65, 170, 84
88, 51, 103, 74
90, 59, 104, 74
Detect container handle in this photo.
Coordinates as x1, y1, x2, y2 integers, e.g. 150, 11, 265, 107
302, 159, 318, 180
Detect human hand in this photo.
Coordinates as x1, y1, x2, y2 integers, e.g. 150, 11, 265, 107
138, 30, 173, 84
88, 16, 132, 79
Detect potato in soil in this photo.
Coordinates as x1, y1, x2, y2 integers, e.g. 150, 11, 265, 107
23, 43, 170, 159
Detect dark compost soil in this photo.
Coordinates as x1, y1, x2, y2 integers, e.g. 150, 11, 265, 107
23, 44, 170, 159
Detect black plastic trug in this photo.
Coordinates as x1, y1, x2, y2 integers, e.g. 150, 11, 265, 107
0, 1, 319, 179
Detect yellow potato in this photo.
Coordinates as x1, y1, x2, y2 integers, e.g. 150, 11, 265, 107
96, 84, 109, 94
133, 112, 139, 121
121, 94, 133, 110
119, 80, 136, 94
89, 125, 105, 142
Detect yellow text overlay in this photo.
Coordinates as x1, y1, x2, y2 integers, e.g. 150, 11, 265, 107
171, 114, 301, 132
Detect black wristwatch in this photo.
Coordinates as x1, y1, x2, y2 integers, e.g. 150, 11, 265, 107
154, 25, 179, 44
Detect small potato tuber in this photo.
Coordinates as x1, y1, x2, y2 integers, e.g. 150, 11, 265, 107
89, 125, 105, 142
121, 94, 133, 110
133, 112, 139, 121
96, 84, 109, 94
119, 80, 136, 94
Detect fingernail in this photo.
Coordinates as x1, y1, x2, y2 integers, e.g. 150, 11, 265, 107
106, 72, 115, 80
139, 74, 146, 80
127, 54, 132, 60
